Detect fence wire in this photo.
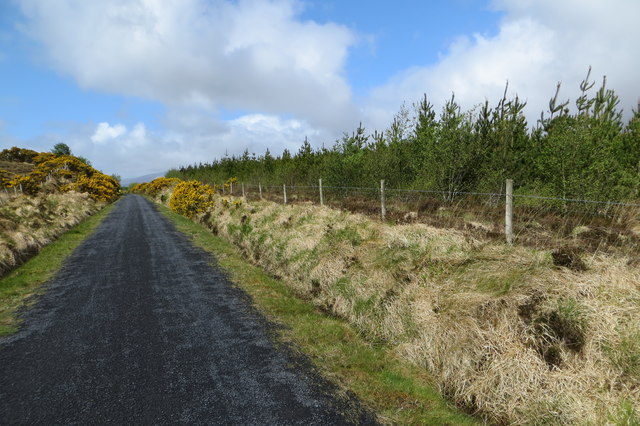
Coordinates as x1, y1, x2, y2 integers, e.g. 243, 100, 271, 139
220, 181, 640, 254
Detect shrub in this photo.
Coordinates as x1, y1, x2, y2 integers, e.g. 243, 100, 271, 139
67, 174, 119, 201
0, 151, 119, 201
130, 177, 181, 198
0, 147, 39, 163
169, 180, 214, 218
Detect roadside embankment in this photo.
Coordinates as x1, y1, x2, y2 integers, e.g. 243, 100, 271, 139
0, 146, 120, 277
0, 192, 104, 276
138, 178, 640, 424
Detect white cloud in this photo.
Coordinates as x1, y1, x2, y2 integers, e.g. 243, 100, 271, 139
130, 123, 146, 140
367, 0, 640, 129
61, 114, 318, 178
91, 122, 127, 144
228, 113, 321, 154
13, 0, 640, 179
16, 0, 359, 130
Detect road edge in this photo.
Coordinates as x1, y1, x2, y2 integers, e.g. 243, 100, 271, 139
0, 200, 120, 337
154, 201, 481, 425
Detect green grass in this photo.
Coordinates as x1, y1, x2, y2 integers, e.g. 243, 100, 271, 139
0, 201, 117, 336
158, 203, 481, 425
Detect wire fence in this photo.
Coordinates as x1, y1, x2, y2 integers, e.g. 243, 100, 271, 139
217, 180, 640, 254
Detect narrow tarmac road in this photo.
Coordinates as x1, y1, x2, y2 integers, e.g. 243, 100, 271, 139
0, 195, 373, 425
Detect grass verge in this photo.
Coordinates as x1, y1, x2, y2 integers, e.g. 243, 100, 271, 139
157, 203, 480, 425
0, 201, 118, 337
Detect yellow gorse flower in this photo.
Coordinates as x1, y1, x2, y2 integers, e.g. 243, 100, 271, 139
169, 180, 215, 219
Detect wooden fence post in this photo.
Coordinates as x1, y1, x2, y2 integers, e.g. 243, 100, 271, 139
259, 182, 263, 200
319, 178, 324, 206
505, 179, 514, 244
230, 182, 233, 195
380, 179, 386, 220
283, 184, 287, 204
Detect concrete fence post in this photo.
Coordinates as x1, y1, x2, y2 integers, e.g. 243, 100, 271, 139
283, 184, 287, 204
380, 179, 386, 220
241, 182, 245, 198
259, 182, 263, 200
230, 182, 233, 195
505, 179, 514, 245
319, 178, 324, 206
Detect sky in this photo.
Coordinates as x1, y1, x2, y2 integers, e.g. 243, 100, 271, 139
1, 0, 639, 179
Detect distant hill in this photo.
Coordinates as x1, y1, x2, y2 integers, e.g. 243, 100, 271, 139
122, 172, 166, 186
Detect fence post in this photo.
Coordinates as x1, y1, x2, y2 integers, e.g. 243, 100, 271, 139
241, 182, 245, 198
505, 179, 514, 245
380, 179, 386, 220
230, 182, 233, 195
283, 184, 287, 204
319, 178, 324, 206
259, 182, 263, 200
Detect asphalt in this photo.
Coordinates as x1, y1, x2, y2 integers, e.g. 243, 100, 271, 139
0, 194, 374, 425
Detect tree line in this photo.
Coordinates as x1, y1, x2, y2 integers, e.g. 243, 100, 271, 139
167, 69, 640, 202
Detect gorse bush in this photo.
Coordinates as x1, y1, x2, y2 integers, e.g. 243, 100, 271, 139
168, 180, 215, 218
0, 147, 40, 163
0, 148, 120, 201
131, 177, 181, 197
69, 174, 119, 202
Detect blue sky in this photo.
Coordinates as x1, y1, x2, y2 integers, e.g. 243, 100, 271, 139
300, 1, 503, 95
1, 0, 639, 178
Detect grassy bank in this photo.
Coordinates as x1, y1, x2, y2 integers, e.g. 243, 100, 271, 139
0, 192, 107, 276
142, 178, 640, 425
158, 203, 479, 425
0, 201, 117, 336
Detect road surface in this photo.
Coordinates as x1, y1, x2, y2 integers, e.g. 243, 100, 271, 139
0, 195, 373, 425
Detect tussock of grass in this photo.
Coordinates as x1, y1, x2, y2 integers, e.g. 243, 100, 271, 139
151, 189, 640, 424
159, 204, 479, 425
0, 201, 116, 336
0, 192, 104, 277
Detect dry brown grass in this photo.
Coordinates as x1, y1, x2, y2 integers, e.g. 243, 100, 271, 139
252, 187, 640, 259
0, 160, 35, 175
153, 189, 640, 424
0, 192, 102, 276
